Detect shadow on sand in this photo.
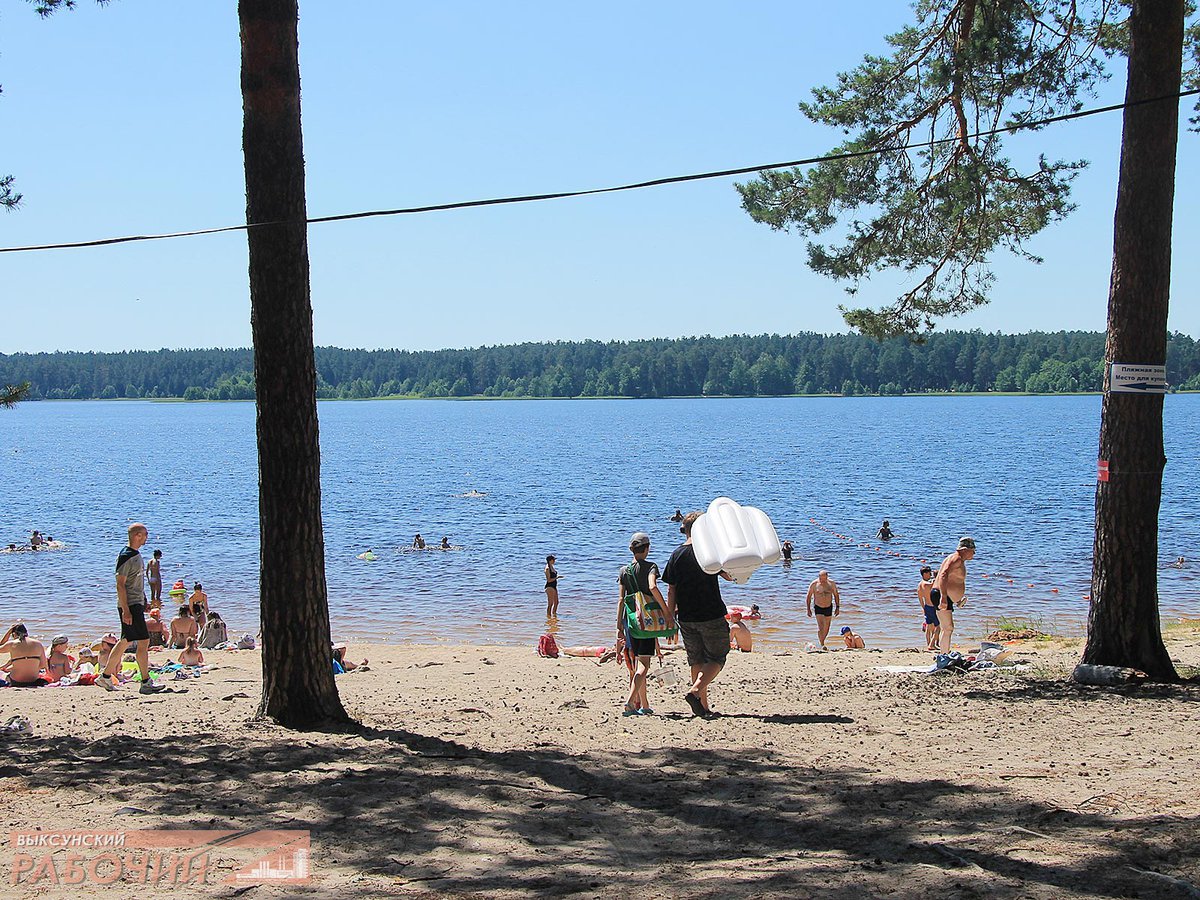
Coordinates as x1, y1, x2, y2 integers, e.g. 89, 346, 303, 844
5, 721, 1199, 898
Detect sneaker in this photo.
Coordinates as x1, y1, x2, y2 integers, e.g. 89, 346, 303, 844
96, 674, 117, 692
139, 681, 166, 694
683, 691, 706, 718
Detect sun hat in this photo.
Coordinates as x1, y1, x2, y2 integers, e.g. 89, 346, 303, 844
958, 536, 977, 550
331, 642, 347, 652
840, 626, 852, 635
51, 634, 69, 647
629, 532, 651, 549
101, 633, 118, 646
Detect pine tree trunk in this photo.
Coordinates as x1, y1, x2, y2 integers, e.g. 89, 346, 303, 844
239, 0, 350, 725
1083, 0, 1183, 681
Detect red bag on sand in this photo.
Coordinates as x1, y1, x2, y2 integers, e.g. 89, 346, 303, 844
537, 634, 559, 658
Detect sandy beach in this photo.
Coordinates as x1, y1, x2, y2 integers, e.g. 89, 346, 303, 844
2, 629, 1199, 899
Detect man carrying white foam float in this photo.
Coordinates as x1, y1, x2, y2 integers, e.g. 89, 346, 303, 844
663, 497, 782, 719
662, 512, 733, 719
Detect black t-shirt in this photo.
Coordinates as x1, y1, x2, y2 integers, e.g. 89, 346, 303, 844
661, 543, 726, 622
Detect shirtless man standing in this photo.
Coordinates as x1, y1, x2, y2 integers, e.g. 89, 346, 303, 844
933, 537, 976, 652
805, 570, 841, 648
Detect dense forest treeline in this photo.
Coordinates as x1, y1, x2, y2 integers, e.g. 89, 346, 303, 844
4, 331, 1200, 400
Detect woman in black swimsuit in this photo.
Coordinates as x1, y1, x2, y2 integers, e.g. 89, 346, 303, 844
544, 555, 559, 617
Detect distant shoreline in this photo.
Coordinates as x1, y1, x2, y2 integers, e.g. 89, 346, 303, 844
19, 390, 1200, 403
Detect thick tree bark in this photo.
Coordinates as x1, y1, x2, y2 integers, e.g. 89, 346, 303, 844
239, 0, 349, 725
1083, 0, 1183, 681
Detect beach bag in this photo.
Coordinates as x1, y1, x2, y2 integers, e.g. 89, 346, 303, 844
537, 634, 559, 658
198, 618, 228, 649
622, 564, 677, 640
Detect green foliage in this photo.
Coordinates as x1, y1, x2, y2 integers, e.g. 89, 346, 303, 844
736, 0, 1163, 339
1, 381, 31, 408
5, 331, 1200, 400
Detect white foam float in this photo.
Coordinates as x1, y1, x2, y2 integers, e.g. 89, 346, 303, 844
691, 496, 781, 584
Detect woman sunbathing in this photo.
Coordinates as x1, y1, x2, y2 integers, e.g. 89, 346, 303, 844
1, 624, 49, 686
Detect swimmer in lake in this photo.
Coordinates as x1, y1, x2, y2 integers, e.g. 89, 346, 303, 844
876, 520, 893, 541
670, 509, 684, 523
412, 533, 426, 549
441, 536, 450, 550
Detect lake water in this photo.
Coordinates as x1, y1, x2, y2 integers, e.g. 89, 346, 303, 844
1, 396, 1198, 650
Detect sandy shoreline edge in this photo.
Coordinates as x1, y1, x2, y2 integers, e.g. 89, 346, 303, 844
2, 632, 1198, 898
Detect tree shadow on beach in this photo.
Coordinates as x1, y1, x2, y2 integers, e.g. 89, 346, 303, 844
7, 722, 1200, 899
964, 677, 1200, 705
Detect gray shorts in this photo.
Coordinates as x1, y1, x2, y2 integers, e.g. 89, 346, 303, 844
679, 617, 730, 667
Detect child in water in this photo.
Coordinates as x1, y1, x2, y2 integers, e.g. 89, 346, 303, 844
841, 626, 866, 649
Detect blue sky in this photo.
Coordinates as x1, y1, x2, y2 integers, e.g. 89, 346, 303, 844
1, 0, 1197, 353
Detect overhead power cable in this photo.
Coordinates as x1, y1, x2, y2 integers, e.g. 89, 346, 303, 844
1, 87, 1197, 255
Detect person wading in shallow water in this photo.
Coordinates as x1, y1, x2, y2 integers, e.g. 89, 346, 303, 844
544, 555, 560, 617
805, 570, 840, 648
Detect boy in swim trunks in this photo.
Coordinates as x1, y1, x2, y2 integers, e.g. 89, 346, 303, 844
917, 565, 939, 650
805, 570, 840, 648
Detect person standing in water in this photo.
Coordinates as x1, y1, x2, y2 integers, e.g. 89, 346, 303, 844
544, 554, 559, 617
412, 533, 426, 549
933, 537, 976, 652
805, 570, 841, 648
146, 549, 163, 608
876, 520, 894, 541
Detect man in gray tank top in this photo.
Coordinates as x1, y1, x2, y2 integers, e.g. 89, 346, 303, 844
97, 523, 165, 694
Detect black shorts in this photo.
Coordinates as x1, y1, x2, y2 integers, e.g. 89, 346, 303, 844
121, 604, 150, 642
930, 588, 954, 611
624, 628, 656, 658
814, 604, 834, 617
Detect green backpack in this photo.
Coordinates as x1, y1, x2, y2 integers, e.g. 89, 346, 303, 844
622, 563, 677, 639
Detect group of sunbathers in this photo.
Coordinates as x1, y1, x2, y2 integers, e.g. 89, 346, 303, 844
0, 607, 237, 687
